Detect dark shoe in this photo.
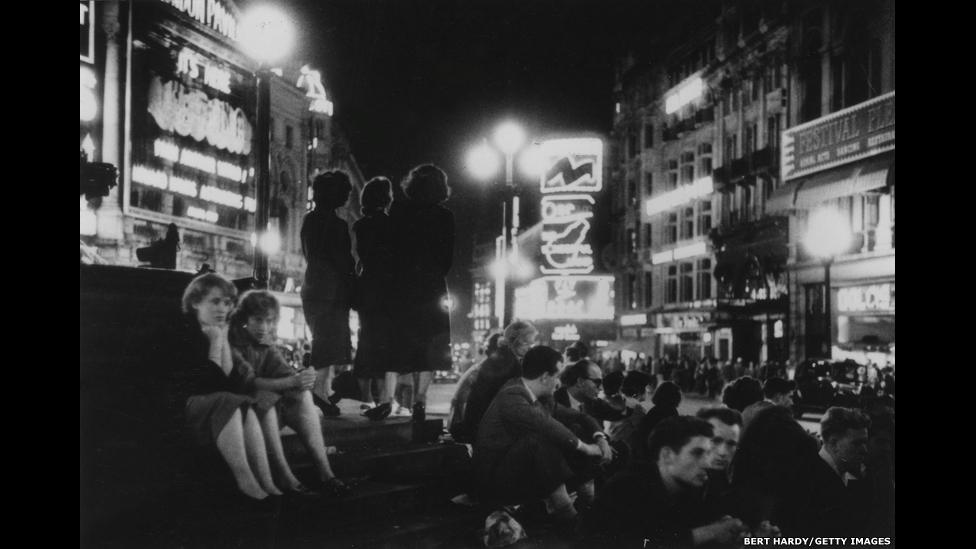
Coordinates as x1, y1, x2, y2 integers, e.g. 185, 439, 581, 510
313, 394, 341, 417
328, 392, 342, 405
364, 402, 392, 421
412, 402, 426, 423
320, 477, 351, 497
285, 483, 320, 498
238, 494, 280, 514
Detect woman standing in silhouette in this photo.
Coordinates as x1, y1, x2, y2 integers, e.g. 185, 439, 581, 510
390, 164, 455, 422
352, 177, 398, 420
301, 170, 355, 417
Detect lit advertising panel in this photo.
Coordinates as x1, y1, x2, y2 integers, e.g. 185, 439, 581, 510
128, 17, 254, 235
514, 275, 614, 321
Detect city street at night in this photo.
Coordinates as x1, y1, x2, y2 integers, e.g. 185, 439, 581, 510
82, 1, 893, 547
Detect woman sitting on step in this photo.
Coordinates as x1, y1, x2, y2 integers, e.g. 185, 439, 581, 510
229, 289, 349, 496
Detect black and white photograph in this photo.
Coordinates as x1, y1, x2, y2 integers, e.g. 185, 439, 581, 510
80, 0, 895, 547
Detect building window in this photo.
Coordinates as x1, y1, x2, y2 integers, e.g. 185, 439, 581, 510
667, 265, 678, 303
743, 80, 752, 106
667, 159, 679, 190
643, 123, 654, 148
744, 123, 757, 156
628, 132, 639, 159
666, 213, 678, 244
628, 179, 638, 206
628, 273, 639, 310
285, 125, 294, 149
697, 199, 712, 236
644, 271, 653, 307
680, 262, 694, 302
680, 151, 696, 184
742, 185, 754, 221
724, 133, 738, 163
627, 228, 637, 256
698, 143, 713, 176
752, 75, 761, 102
697, 258, 712, 300
681, 206, 695, 240
644, 172, 654, 196
643, 223, 652, 249
766, 114, 781, 151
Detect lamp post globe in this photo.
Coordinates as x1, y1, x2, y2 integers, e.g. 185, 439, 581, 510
240, 6, 295, 65
466, 142, 501, 181
804, 207, 852, 360
494, 121, 526, 156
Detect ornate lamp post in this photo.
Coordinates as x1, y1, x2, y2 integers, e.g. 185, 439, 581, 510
803, 207, 852, 359
240, 6, 294, 288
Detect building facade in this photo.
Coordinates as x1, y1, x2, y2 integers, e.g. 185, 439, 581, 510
609, 0, 894, 366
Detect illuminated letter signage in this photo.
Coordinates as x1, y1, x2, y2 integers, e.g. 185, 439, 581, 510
159, 0, 239, 41
297, 65, 334, 116
837, 283, 895, 313
538, 138, 603, 275
177, 48, 232, 94
514, 275, 614, 321
147, 77, 253, 155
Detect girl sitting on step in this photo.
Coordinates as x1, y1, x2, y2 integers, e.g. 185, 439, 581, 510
229, 289, 350, 497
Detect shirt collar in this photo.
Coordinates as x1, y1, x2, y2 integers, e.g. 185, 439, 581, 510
818, 446, 858, 486
567, 391, 584, 411
521, 378, 537, 402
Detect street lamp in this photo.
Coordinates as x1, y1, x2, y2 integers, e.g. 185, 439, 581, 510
466, 121, 541, 326
240, 5, 294, 289
804, 207, 852, 360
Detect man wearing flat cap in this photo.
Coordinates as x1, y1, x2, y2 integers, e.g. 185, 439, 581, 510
741, 377, 796, 428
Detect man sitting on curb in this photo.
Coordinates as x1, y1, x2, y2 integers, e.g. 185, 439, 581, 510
696, 406, 743, 517
473, 345, 605, 522
582, 416, 751, 548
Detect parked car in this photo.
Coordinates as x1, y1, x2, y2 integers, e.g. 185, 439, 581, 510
794, 359, 868, 414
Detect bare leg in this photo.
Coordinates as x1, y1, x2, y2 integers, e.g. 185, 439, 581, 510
287, 391, 337, 481
414, 371, 433, 404
258, 406, 301, 491
242, 407, 283, 495
382, 372, 398, 403
312, 365, 335, 401
215, 408, 269, 500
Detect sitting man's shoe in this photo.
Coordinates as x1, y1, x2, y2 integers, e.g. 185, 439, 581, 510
285, 483, 320, 498
412, 402, 426, 422
313, 394, 341, 417
364, 401, 392, 421
320, 477, 352, 497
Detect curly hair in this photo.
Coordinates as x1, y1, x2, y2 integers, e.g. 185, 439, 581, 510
232, 289, 280, 324
312, 170, 352, 209
401, 164, 450, 204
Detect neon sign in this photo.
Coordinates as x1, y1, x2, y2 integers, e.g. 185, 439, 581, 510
552, 324, 581, 342
80, 66, 97, 122
296, 65, 334, 116
538, 138, 603, 275
159, 0, 239, 41
664, 74, 704, 114
153, 139, 247, 182
619, 313, 647, 327
837, 283, 895, 313
80, 1, 94, 63
651, 241, 708, 265
514, 275, 614, 321
133, 164, 255, 213
147, 77, 253, 155
177, 47, 232, 94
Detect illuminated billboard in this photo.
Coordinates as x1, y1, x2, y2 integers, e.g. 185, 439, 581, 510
514, 275, 614, 321
128, 14, 255, 236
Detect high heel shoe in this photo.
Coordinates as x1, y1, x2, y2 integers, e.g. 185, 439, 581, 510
313, 393, 341, 417
364, 401, 392, 421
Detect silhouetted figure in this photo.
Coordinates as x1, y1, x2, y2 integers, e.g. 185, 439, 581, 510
301, 171, 355, 417
352, 177, 398, 421
389, 164, 455, 422
136, 223, 180, 269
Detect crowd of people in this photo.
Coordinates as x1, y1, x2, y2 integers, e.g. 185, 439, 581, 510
449, 321, 895, 547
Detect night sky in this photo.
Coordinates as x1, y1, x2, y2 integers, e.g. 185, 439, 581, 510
236, 0, 699, 329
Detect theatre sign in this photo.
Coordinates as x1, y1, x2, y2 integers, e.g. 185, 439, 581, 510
514, 138, 614, 332
126, 0, 256, 237
781, 91, 895, 181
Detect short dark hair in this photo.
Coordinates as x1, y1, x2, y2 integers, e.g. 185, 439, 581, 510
604, 371, 624, 395
360, 176, 393, 214
560, 359, 598, 386
762, 377, 797, 399
652, 381, 682, 408
820, 407, 871, 443
232, 289, 280, 323
722, 376, 763, 412
522, 345, 563, 380
646, 416, 713, 464
402, 164, 450, 204
621, 371, 653, 398
696, 406, 743, 427
484, 332, 502, 354
312, 170, 352, 209
564, 341, 589, 363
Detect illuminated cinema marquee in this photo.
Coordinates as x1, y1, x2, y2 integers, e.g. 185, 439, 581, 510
538, 138, 603, 275
514, 275, 615, 321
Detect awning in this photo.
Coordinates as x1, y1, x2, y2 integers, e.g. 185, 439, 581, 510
767, 156, 892, 212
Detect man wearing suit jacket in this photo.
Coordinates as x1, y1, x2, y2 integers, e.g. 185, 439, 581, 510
473, 345, 605, 521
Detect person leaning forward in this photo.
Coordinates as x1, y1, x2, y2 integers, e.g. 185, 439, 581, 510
472, 345, 604, 521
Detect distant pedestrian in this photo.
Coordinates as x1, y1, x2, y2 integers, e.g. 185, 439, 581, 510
352, 177, 398, 421
301, 170, 356, 417
390, 164, 455, 422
